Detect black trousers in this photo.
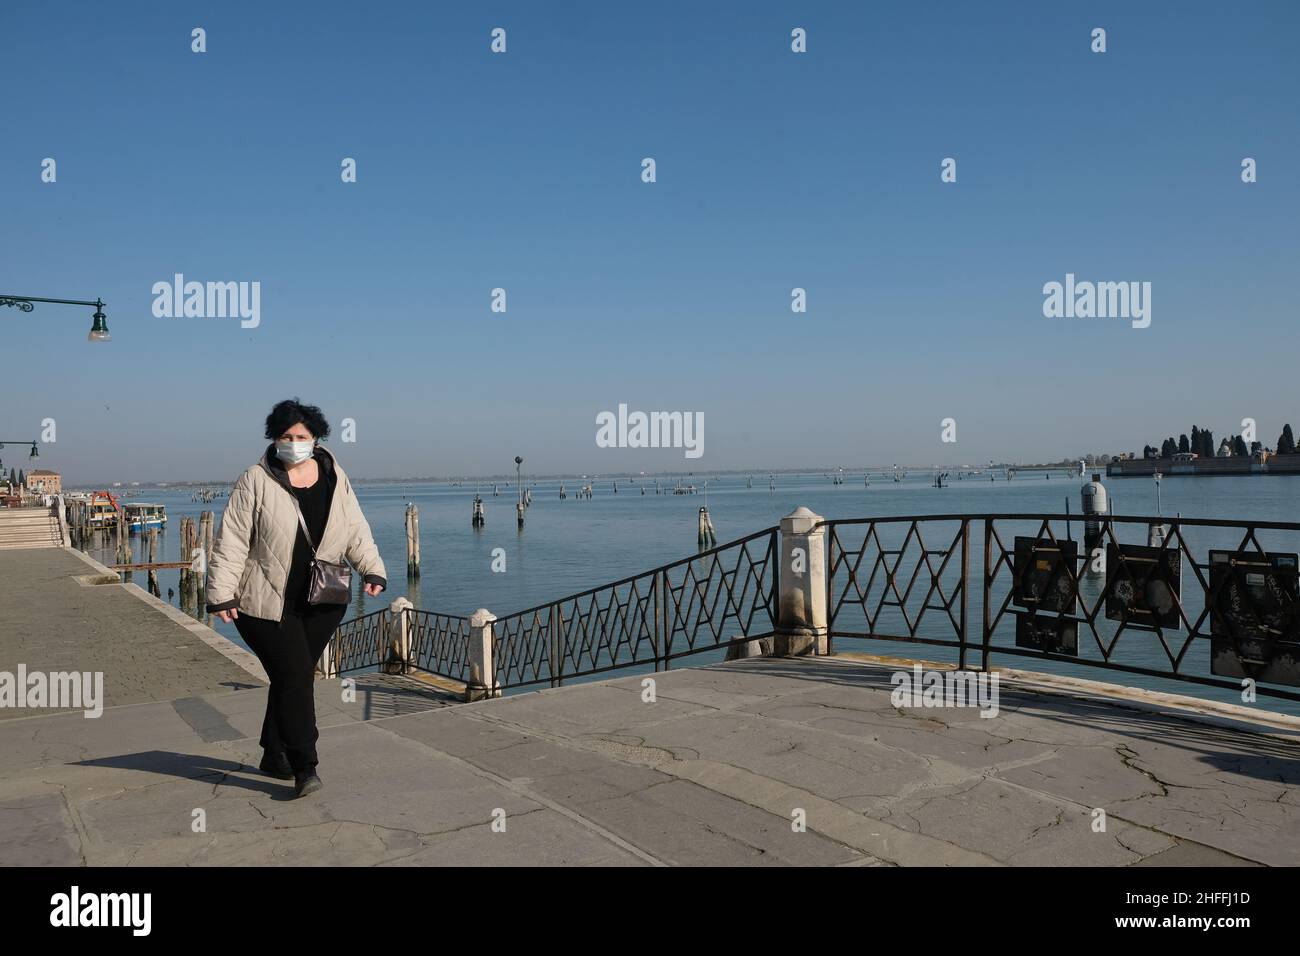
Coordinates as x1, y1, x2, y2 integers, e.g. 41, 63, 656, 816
233, 603, 348, 773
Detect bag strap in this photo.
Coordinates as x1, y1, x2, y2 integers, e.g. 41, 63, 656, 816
287, 489, 319, 557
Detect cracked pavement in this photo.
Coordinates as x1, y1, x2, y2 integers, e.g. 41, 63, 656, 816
2, 651, 1297, 865
2, 546, 1296, 865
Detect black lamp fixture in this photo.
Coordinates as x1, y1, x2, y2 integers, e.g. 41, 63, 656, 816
1, 294, 110, 342
0, 441, 38, 458
0, 441, 39, 481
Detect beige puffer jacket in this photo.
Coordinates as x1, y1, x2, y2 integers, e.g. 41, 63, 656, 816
206, 444, 386, 620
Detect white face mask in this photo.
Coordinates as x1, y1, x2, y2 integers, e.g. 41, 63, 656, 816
275, 439, 314, 464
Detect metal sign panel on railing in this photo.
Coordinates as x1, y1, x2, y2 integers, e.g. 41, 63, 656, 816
1012, 536, 1078, 614
1208, 550, 1300, 686
1014, 612, 1079, 655
1105, 542, 1182, 631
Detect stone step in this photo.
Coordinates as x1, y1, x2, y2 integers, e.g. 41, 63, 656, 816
0, 521, 64, 546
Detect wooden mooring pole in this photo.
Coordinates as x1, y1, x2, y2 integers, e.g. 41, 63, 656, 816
405, 502, 420, 577
198, 511, 214, 609
177, 516, 199, 615
116, 507, 132, 581
146, 528, 160, 596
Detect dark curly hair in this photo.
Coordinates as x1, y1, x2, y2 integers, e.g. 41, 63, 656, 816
264, 398, 330, 441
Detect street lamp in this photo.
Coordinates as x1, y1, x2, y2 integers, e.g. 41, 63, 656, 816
1, 294, 111, 342
0, 440, 38, 495
0, 441, 40, 459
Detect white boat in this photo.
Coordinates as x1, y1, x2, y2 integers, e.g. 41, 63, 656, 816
124, 502, 167, 533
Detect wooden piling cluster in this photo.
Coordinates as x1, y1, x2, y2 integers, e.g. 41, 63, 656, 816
176, 513, 212, 614
177, 516, 195, 613
115, 507, 132, 581
697, 506, 717, 551
66, 498, 91, 548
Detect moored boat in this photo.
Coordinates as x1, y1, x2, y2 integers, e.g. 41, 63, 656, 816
124, 502, 167, 533
86, 490, 120, 528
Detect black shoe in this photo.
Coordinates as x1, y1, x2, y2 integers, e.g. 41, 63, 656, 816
258, 749, 294, 780
293, 770, 323, 798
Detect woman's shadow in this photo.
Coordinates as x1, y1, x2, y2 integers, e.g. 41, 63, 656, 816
75, 750, 305, 801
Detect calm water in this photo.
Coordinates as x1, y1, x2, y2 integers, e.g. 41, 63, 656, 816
75, 470, 1300, 713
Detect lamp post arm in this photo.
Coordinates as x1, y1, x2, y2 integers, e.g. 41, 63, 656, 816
0, 294, 105, 309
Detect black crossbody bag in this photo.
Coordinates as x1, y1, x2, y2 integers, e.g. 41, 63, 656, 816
289, 492, 352, 605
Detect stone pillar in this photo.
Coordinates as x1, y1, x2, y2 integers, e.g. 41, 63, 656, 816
382, 597, 413, 673
466, 608, 501, 701
773, 507, 828, 657
316, 635, 338, 679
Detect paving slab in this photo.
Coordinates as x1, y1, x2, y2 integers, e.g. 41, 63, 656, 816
0, 548, 262, 716
1, 644, 1297, 866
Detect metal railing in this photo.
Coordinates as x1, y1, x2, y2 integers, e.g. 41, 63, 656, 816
491, 526, 779, 690
826, 515, 970, 658
325, 510, 1300, 707
325, 607, 390, 675
823, 513, 1300, 704
407, 610, 473, 683
326, 527, 780, 691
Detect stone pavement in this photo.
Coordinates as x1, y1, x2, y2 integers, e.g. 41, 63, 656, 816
0, 548, 263, 715
2, 654, 1297, 866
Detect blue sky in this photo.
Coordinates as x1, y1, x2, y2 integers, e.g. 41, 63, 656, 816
3, 0, 1297, 482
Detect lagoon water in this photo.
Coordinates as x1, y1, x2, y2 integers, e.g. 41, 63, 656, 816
76, 469, 1300, 713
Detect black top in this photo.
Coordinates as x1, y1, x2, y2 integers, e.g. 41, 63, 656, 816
283, 468, 334, 613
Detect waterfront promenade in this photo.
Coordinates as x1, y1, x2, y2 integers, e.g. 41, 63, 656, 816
0, 547, 264, 712
2, 541, 1298, 866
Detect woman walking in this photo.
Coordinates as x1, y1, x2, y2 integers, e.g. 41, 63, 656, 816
206, 399, 386, 798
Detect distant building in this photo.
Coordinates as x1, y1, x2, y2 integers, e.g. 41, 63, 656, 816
1217, 439, 1233, 458
1172, 451, 1197, 462
26, 469, 61, 494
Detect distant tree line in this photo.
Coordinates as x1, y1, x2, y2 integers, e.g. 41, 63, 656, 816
1144, 424, 1295, 459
